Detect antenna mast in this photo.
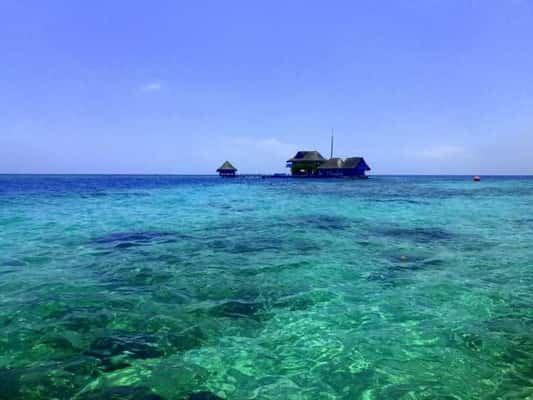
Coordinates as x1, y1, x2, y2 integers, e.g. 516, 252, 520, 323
330, 129, 334, 159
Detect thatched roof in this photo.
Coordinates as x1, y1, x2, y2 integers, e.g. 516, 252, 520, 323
317, 157, 371, 170
217, 161, 237, 172
343, 157, 362, 168
287, 151, 326, 163
345, 157, 370, 170
317, 158, 344, 169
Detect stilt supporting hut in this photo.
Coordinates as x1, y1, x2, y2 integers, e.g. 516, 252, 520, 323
217, 161, 237, 177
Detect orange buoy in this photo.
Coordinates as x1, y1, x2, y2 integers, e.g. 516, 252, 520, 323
473, 176, 481, 181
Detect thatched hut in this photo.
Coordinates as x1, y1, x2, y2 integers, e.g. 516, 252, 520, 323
217, 161, 237, 177
286, 151, 326, 176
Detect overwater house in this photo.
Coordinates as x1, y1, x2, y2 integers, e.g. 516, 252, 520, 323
286, 150, 371, 178
217, 161, 237, 177
286, 151, 326, 176
317, 157, 371, 178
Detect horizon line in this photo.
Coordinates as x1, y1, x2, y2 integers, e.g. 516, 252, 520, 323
1, 173, 533, 177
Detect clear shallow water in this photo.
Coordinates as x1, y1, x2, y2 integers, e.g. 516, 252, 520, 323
0, 175, 532, 400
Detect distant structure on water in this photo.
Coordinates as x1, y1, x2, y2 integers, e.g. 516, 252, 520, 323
286, 151, 326, 176
317, 157, 371, 177
286, 151, 370, 178
217, 135, 371, 179
216, 161, 237, 177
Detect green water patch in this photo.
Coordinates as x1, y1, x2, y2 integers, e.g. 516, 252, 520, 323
0, 368, 21, 399
37, 333, 85, 360
373, 225, 454, 243
485, 315, 533, 337
78, 386, 226, 400
384, 255, 445, 272
2, 176, 533, 399
1, 258, 27, 267
187, 288, 338, 330
98, 266, 174, 292
1, 323, 83, 366
202, 234, 321, 257
380, 246, 444, 264
365, 246, 447, 287
60, 306, 114, 333
91, 231, 179, 249
206, 237, 285, 254
80, 256, 177, 294
450, 330, 484, 352
207, 200, 256, 214
151, 286, 192, 305
366, 268, 417, 288
289, 214, 356, 231
163, 326, 207, 353
85, 333, 163, 372
236, 261, 312, 277
273, 289, 339, 312
0, 264, 21, 276
185, 392, 225, 400
0, 362, 97, 400
194, 300, 270, 322
77, 386, 165, 400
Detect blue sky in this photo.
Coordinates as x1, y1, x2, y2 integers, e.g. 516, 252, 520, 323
1, 0, 532, 174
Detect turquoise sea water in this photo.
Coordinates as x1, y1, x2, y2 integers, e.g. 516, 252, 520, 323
0, 175, 532, 399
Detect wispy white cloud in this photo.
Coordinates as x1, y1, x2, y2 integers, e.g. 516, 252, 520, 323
407, 144, 465, 159
140, 81, 163, 92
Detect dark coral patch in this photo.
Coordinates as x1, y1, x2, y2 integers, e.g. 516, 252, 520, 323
239, 261, 312, 276
79, 386, 166, 400
195, 300, 271, 321
485, 316, 533, 335
387, 257, 444, 273
165, 326, 206, 352
62, 356, 101, 376
129, 268, 173, 286
61, 307, 112, 333
1, 364, 92, 400
460, 333, 483, 352
375, 226, 454, 243
208, 300, 262, 319
294, 214, 354, 231
40, 334, 81, 359
0, 368, 20, 399
371, 198, 428, 205
185, 392, 225, 400
368, 251, 444, 286
91, 231, 178, 249
290, 239, 322, 253
86, 333, 163, 371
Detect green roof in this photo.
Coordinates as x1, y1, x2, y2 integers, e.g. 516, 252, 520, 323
217, 161, 237, 172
